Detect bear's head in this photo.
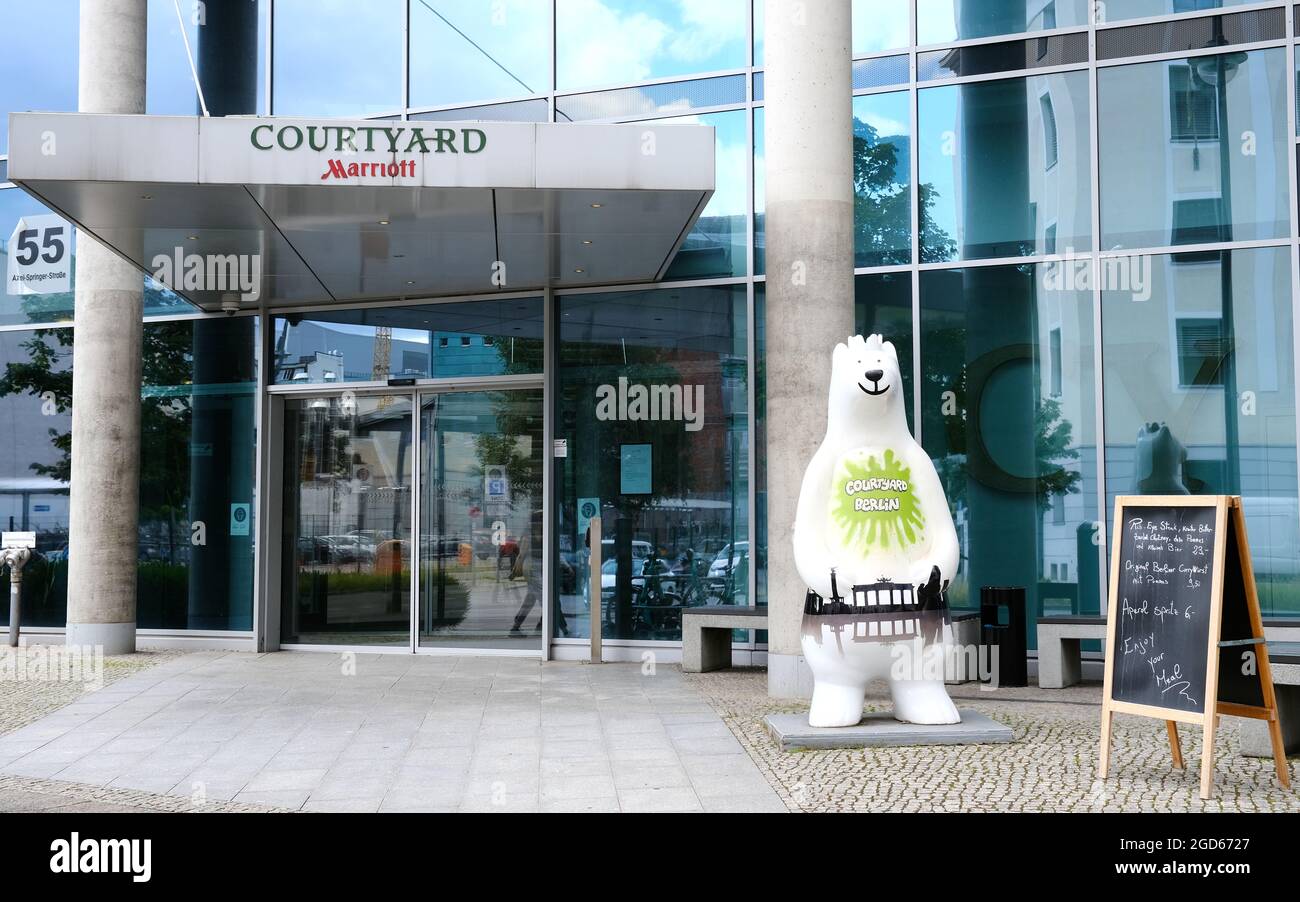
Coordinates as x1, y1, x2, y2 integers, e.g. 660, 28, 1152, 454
828, 334, 908, 437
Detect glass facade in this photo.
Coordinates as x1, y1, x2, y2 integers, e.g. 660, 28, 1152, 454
554, 285, 749, 642
1, 1, 1299, 651
0, 318, 257, 631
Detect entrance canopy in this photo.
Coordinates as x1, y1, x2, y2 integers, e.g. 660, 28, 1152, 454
5, 113, 714, 312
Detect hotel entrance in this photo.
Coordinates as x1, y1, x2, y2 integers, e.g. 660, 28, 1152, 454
275, 384, 545, 653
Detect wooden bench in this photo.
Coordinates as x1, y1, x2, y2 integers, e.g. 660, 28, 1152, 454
1241, 641, 1300, 758
681, 606, 768, 673
1036, 615, 1107, 688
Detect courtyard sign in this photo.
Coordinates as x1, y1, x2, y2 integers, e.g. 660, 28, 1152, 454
249, 123, 487, 182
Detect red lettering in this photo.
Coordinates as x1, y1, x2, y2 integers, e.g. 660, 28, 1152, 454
321, 159, 347, 180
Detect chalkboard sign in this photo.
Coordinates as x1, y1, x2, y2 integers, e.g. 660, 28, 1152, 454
1098, 496, 1290, 800
1109, 503, 1217, 714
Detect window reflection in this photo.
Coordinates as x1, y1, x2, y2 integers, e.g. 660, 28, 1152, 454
409, 0, 551, 109
272, 298, 545, 385
273, 0, 404, 116
147, 0, 267, 116
556, 285, 749, 641
920, 263, 1100, 641
0, 319, 259, 632
917, 0, 1089, 45
558, 0, 748, 91
663, 111, 748, 280
1099, 0, 1256, 22
919, 70, 1091, 261
1102, 246, 1298, 616
1099, 48, 1288, 251
0, 328, 72, 628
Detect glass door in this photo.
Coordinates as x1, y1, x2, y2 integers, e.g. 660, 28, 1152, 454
418, 389, 545, 651
280, 393, 414, 646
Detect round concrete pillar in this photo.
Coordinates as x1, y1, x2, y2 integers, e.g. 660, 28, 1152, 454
65, 0, 147, 654
763, 0, 856, 697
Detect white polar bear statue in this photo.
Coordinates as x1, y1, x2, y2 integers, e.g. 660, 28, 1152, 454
793, 334, 961, 727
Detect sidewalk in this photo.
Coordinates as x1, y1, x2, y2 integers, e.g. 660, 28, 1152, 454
0, 649, 786, 813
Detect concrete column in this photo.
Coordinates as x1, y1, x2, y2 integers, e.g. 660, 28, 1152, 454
763, 0, 855, 698
65, 0, 147, 654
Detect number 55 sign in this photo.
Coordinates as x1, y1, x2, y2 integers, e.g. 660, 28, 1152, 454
7, 213, 73, 295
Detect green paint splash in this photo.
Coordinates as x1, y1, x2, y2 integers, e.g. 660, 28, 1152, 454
830, 448, 925, 550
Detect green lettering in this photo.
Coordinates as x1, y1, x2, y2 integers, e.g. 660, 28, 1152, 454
462, 128, 487, 153
250, 124, 273, 150
433, 128, 458, 154
277, 126, 303, 151
404, 128, 432, 154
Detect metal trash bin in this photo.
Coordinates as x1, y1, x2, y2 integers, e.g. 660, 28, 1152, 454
980, 586, 1027, 687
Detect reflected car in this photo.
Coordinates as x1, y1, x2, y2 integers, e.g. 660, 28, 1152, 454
708, 541, 749, 578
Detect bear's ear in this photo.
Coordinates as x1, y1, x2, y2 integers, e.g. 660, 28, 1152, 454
832, 341, 849, 366
882, 339, 899, 361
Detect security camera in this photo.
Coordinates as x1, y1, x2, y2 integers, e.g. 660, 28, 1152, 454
220, 293, 240, 316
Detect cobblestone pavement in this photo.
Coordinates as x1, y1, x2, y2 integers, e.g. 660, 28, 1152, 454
0, 644, 278, 813
685, 668, 1300, 812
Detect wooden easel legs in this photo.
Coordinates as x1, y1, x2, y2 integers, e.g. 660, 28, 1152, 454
1267, 714, 1292, 789
1166, 720, 1184, 769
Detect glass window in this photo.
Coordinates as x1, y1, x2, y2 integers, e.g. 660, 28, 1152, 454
555, 285, 749, 641
852, 91, 912, 267
0, 327, 72, 628
756, 91, 916, 273
409, 0, 551, 109
138, 317, 258, 631
273, 0, 404, 116
0, 187, 77, 327
1098, 0, 1257, 23
0, 318, 258, 632
917, 0, 1089, 45
755, 0, 910, 67
147, 0, 268, 116
1099, 48, 1288, 251
273, 298, 543, 385
0, 2, 78, 154
1102, 246, 1298, 618
919, 70, 1091, 262
920, 262, 1100, 640
557, 0, 748, 91
664, 110, 748, 280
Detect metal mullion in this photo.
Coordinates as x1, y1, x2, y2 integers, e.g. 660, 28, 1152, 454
1287, 9, 1300, 553
909, 25, 921, 446
410, 390, 421, 653
851, 82, 913, 98
1088, 16, 1110, 617
542, 284, 555, 660
556, 66, 753, 99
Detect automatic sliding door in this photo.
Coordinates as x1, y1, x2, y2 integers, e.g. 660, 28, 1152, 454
418, 389, 545, 650
280, 394, 414, 646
